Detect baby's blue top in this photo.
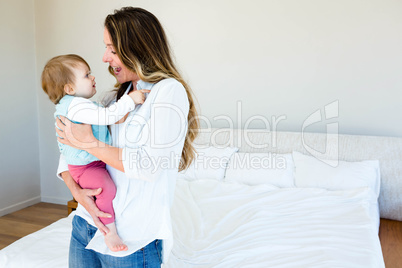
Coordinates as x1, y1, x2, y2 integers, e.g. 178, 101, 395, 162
55, 95, 111, 166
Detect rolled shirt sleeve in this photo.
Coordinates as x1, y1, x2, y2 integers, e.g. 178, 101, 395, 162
56, 154, 69, 180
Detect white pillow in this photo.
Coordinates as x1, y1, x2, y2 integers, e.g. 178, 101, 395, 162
224, 153, 295, 188
177, 146, 239, 181
292, 151, 381, 197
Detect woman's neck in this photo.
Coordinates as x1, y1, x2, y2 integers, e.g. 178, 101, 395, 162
131, 79, 139, 90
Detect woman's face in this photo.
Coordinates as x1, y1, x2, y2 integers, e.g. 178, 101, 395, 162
103, 28, 139, 84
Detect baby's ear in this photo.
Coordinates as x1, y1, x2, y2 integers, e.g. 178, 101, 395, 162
64, 84, 75, 95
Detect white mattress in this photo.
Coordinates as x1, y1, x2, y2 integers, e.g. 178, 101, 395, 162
0, 179, 384, 268
0, 212, 73, 268
167, 179, 384, 268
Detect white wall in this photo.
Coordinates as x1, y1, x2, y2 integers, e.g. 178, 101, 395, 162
0, 0, 41, 215
160, 0, 402, 136
5, 0, 402, 205
34, 1, 130, 203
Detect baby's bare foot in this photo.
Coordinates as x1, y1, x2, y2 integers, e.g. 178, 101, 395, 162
105, 232, 128, 252
104, 223, 128, 252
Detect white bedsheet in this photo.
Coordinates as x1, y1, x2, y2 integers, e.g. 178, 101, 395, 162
0, 212, 73, 268
167, 179, 384, 268
0, 179, 384, 268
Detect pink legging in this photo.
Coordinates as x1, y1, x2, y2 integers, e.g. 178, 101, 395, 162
68, 161, 116, 225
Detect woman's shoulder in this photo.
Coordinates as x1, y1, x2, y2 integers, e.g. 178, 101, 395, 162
151, 78, 188, 103
154, 78, 185, 91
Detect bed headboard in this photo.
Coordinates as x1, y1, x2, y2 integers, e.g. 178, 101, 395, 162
193, 128, 402, 221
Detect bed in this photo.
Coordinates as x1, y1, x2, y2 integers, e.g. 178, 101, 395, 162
1, 128, 402, 267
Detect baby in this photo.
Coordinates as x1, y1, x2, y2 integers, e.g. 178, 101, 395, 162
41, 54, 149, 252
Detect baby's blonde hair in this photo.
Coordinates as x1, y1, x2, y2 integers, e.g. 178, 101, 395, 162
41, 54, 90, 104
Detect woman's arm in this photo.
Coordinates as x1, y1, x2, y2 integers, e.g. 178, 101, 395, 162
56, 80, 189, 181
87, 144, 124, 172
55, 117, 124, 172
60, 170, 112, 235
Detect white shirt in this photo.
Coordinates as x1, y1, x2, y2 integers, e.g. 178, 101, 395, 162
57, 78, 189, 263
65, 94, 135, 125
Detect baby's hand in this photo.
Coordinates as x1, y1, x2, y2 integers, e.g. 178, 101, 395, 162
128, 89, 151, 105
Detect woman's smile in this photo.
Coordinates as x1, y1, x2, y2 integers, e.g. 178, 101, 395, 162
103, 28, 139, 84
111, 66, 122, 75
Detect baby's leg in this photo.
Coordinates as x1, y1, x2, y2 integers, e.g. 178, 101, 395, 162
71, 161, 127, 252
104, 222, 128, 252
91, 169, 127, 252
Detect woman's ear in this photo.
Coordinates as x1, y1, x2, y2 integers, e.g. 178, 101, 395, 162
64, 84, 75, 95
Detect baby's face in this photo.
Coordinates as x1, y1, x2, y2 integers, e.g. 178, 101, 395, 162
71, 63, 96, 98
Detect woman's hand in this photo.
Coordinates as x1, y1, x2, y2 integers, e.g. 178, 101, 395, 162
56, 116, 98, 150
61, 171, 111, 235
76, 187, 112, 235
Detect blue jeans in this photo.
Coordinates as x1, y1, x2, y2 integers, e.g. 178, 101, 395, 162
69, 215, 162, 268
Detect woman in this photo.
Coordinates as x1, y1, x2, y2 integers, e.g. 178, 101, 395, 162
56, 7, 199, 267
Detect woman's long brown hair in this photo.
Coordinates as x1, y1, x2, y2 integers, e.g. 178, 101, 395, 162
105, 7, 199, 171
